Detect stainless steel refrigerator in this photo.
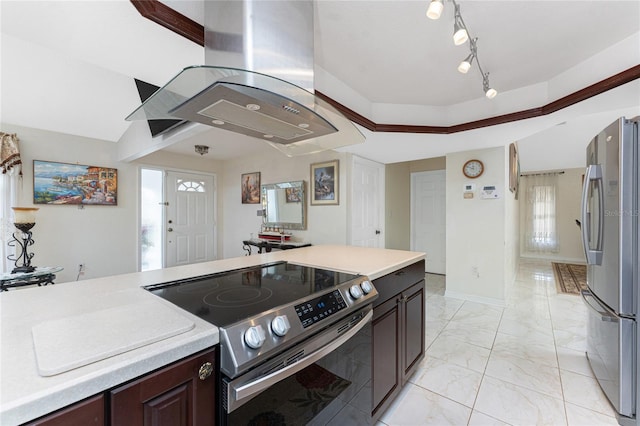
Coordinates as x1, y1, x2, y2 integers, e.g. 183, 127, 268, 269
581, 116, 639, 425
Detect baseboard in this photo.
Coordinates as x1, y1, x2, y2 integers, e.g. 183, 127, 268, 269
443, 290, 506, 308
520, 254, 586, 264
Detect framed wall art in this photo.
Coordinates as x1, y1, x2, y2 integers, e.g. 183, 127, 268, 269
241, 172, 261, 204
285, 187, 302, 203
33, 160, 117, 205
310, 160, 339, 205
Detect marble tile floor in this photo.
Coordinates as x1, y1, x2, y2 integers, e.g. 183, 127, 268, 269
378, 258, 618, 426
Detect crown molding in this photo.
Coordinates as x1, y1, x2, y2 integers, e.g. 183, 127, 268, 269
131, 0, 204, 45
132, 0, 640, 135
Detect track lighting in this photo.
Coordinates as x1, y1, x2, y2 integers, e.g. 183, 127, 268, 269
426, 0, 444, 20
483, 73, 497, 99
457, 38, 477, 74
452, 6, 468, 45
457, 54, 473, 73
426, 0, 497, 99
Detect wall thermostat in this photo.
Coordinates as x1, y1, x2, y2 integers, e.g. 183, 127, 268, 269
481, 185, 501, 199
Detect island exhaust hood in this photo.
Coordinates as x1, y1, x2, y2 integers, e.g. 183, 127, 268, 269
126, 0, 364, 156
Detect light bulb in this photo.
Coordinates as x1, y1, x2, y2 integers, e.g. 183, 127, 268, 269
458, 54, 473, 73
457, 61, 471, 73
426, 0, 443, 20
453, 26, 468, 45
485, 88, 497, 99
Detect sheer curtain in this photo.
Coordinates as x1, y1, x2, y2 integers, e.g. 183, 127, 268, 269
1, 132, 23, 273
523, 173, 559, 253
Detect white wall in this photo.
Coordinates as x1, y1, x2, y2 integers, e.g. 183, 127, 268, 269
445, 146, 510, 305
2, 123, 138, 283
503, 146, 520, 299
220, 149, 350, 259
2, 122, 355, 281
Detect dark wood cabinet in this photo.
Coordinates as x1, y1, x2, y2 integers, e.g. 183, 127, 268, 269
26, 395, 104, 426
371, 260, 425, 419
110, 348, 216, 426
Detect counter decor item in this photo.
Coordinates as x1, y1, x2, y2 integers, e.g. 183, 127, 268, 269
311, 160, 339, 205
8, 207, 39, 273
241, 172, 261, 204
33, 160, 117, 205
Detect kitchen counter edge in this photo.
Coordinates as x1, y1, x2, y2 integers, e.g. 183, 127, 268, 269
0, 245, 425, 425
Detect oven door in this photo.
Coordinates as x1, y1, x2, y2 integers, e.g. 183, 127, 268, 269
220, 306, 373, 426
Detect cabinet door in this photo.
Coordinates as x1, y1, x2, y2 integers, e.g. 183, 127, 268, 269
26, 395, 104, 426
402, 280, 425, 383
110, 348, 216, 426
371, 296, 400, 417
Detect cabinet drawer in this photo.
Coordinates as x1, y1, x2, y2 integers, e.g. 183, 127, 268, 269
26, 395, 104, 426
373, 260, 425, 307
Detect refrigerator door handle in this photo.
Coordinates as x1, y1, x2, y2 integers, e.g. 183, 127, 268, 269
581, 290, 617, 323
580, 164, 604, 265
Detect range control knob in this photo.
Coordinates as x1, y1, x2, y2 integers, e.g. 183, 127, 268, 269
271, 315, 291, 337
244, 325, 266, 349
360, 280, 373, 295
349, 284, 363, 300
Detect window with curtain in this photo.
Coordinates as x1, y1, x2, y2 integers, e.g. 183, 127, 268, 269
523, 173, 559, 253
1, 132, 23, 273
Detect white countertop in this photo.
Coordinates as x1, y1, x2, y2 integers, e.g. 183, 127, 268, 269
0, 245, 424, 425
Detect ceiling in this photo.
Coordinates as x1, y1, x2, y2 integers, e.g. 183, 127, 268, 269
2, 1, 640, 169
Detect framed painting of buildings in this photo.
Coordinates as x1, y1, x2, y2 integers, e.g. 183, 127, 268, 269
33, 160, 117, 205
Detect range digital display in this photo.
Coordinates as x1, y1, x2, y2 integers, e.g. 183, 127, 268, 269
295, 290, 347, 328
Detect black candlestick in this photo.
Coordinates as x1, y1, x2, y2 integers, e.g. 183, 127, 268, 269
8, 222, 36, 273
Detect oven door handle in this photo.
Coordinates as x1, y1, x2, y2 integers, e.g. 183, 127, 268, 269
232, 309, 373, 402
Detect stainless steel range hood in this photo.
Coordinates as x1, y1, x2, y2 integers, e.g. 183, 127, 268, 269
126, 0, 364, 157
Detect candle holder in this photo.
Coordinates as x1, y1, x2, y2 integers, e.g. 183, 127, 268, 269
7, 207, 39, 274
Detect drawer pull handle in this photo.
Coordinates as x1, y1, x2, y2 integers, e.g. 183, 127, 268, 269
396, 271, 406, 276
198, 362, 213, 380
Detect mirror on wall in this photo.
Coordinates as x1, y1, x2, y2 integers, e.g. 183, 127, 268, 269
262, 181, 306, 230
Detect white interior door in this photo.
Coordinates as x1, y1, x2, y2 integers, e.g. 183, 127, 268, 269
350, 156, 385, 248
411, 170, 446, 274
165, 171, 216, 268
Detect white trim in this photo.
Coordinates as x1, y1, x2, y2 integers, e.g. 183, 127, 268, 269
520, 253, 586, 264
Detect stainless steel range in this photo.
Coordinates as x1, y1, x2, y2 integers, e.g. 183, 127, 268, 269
146, 261, 378, 425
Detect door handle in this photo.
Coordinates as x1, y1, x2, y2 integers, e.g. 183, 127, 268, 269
375, 230, 381, 235
168, 228, 173, 232
580, 164, 604, 265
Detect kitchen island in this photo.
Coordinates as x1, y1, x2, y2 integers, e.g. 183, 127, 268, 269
0, 245, 424, 425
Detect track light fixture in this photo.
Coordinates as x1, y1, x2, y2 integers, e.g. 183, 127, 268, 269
427, 0, 497, 99
426, 0, 444, 20
452, 5, 468, 46
457, 38, 477, 74
483, 73, 497, 99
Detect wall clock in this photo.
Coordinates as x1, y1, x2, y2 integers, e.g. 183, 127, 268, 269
462, 159, 484, 179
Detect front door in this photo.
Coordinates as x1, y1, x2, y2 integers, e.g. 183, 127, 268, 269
411, 170, 446, 274
165, 171, 216, 268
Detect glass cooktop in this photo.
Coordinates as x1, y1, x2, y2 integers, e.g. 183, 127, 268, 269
145, 262, 361, 327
